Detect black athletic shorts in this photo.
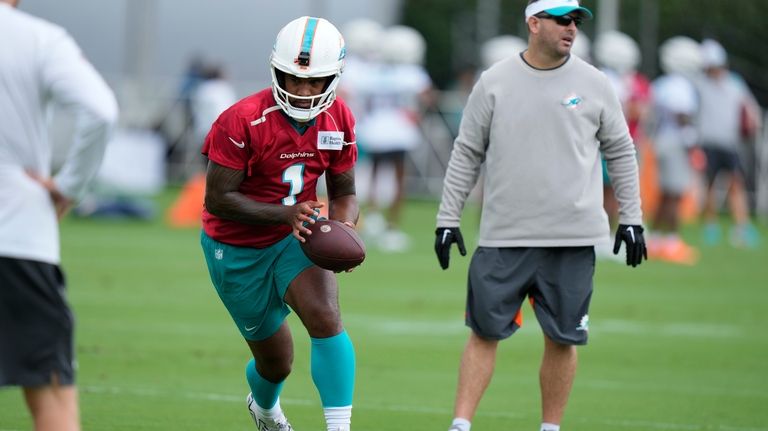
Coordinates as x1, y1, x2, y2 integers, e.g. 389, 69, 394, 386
368, 150, 407, 163
466, 247, 595, 345
0, 257, 75, 387
702, 146, 744, 185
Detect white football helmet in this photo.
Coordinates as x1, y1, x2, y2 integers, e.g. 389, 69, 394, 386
270, 16, 346, 121
343, 18, 384, 59
594, 31, 640, 73
700, 38, 727, 68
481, 35, 527, 69
379, 25, 426, 65
659, 36, 702, 76
571, 32, 592, 63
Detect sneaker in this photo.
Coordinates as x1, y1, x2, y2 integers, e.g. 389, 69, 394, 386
661, 238, 699, 265
246, 393, 294, 431
362, 212, 387, 237
703, 223, 721, 246
730, 224, 761, 249
377, 229, 411, 253
649, 236, 698, 265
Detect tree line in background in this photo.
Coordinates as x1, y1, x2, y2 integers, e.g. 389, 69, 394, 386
402, 0, 768, 107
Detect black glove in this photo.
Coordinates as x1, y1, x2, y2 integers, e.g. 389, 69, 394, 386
613, 224, 648, 267
435, 227, 467, 270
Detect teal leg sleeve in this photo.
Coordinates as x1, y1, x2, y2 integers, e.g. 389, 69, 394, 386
245, 359, 284, 409
311, 330, 356, 407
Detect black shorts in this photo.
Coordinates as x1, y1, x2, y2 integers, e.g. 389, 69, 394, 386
466, 247, 595, 345
369, 150, 407, 163
0, 257, 75, 387
702, 146, 744, 185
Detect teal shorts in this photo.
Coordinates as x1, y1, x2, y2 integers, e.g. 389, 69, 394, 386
200, 231, 314, 341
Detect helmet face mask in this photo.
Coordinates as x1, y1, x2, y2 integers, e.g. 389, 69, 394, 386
270, 16, 346, 121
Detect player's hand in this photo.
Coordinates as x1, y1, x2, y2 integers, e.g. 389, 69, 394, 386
289, 201, 324, 242
435, 227, 466, 270
613, 224, 648, 267
26, 171, 72, 220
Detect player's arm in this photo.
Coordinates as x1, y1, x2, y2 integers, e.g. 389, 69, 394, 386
598, 79, 647, 267
326, 168, 359, 228
38, 30, 118, 217
204, 160, 320, 239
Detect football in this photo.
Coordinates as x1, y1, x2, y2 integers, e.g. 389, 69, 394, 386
300, 220, 366, 272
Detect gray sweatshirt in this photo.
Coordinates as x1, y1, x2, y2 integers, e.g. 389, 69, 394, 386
437, 53, 642, 247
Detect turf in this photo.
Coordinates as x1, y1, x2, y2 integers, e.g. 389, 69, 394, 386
1, 189, 767, 430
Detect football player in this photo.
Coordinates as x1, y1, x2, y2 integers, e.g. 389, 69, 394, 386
354, 25, 433, 252
199, 16, 358, 431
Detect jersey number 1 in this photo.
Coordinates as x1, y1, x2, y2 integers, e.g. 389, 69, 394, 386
281, 164, 305, 206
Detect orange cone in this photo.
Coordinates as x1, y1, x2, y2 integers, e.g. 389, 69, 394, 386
167, 173, 206, 228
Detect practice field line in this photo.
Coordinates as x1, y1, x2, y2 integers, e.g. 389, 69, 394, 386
80, 385, 768, 431
81, 316, 748, 340
343, 315, 747, 339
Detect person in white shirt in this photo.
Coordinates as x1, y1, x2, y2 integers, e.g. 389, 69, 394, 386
189, 63, 238, 175
355, 25, 433, 252
647, 36, 702, 264
694, 39, 762, 248
0, 1, 118, 429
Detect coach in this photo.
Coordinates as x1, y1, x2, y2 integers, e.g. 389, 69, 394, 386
434, 1, 646, 430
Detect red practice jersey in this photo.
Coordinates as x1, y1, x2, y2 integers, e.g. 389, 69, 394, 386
202, 89, 357, 248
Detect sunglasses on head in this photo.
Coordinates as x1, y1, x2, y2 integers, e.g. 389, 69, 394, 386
536, 13, 583, 27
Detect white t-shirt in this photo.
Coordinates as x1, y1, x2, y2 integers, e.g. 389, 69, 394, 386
695, 72, 754, 149
0, 4, 117, 263
652, 73, 699, 149
192, 78, 237, 142
354, 62, 431, 153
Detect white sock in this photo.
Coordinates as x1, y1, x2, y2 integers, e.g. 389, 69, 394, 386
324, 405, 352, 431
255, 398, 284, 420
450, 417, 471, 431
541, 422, 560, 431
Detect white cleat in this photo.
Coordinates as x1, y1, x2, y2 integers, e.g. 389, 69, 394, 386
246, 393, 294, 431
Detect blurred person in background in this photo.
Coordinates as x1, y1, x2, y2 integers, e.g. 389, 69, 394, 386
199, 16, 358, 431
337, 18, 384, 223
355, 25, 433, 252
154, 55, 207, 181
593, 30, 653, 259
338, 18, 384, 123
481, 35, 528, 70
0, 0, 118, 430
569, 30, 591, 63
190, 62, 238, 174
166, 62, 238, 228
694, 39, 762, 248
647, 36, 703, 265
434, 1, 646, 430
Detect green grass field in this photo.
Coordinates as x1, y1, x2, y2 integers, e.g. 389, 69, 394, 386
1, 190, 767, 430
